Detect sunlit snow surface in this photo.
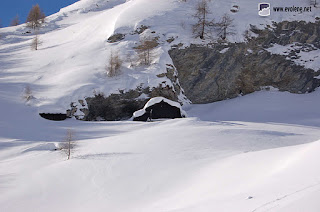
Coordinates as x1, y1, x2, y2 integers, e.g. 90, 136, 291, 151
0, 0, 318, 112
0, 0, 320, 211
1, 87, 320, 212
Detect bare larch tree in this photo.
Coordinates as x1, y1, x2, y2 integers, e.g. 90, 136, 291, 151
60, 129, 76, 160
135, 36, 158, 65
192, 0, 214, 39
10, 15, 20, 26
26, 4, 45, 30
215, 13, 235, 40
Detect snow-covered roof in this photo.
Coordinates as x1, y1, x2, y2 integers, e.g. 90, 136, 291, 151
133, 97, 186, 118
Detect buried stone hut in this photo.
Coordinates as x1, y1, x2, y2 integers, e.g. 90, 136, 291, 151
133, 97, 186, 121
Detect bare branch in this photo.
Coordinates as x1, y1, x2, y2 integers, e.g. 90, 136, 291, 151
215, 13, 235, 41
10, 15, 20, 26
106, 51, 122, 77
135, 36, 158, 65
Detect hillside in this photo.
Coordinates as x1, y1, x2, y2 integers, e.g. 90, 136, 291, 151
0, 0, 320, 211
0, 0, 319, 114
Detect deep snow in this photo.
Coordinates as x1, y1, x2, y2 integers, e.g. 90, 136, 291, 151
0, 0, 320, 211
1, 88, 320, 212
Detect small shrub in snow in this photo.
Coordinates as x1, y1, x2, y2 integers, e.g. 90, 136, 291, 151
23, 85, 34, 101
106, 51, 122, 77
125, 52, 136, 67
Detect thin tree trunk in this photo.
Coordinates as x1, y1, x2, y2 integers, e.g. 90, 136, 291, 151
201, 7, 206, 39
68, 140, 71, 160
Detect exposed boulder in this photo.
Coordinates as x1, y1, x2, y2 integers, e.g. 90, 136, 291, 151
107, 33, 125, 43
169, 21, 320, 104
134, 25, 149, 34
66, 101, 89, 120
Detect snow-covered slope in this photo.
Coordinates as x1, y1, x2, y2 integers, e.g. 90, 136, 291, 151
1, 0, 320, 211
1, 89, 320, 212
186, 88, 320, 127
0, 0, 319, 112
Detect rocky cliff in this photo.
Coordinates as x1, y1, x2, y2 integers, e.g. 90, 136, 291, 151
169, 21, 320, 103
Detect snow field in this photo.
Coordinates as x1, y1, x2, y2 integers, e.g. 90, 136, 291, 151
0, 0, 320, 211
1, 89, 320, 211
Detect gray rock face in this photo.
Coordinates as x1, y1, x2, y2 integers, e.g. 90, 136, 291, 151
85, 91, 147, 121
169, 21, 320, 103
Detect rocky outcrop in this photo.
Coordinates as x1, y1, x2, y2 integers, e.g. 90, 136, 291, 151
66, 100, 89, 120
66, 64, 186, 121
157, 64, 186, 100
85, 91, 147, 121
107, 33, 125, 43
253, 21, 320, 48
169, 21, 320, 103
83, 85, 180, 121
